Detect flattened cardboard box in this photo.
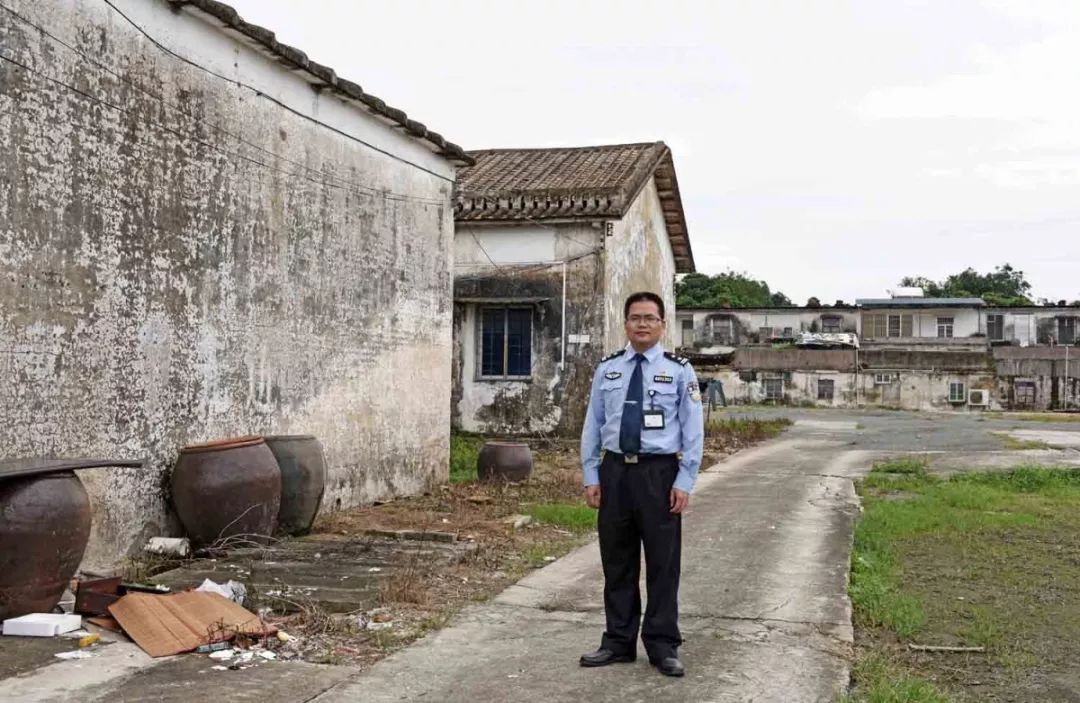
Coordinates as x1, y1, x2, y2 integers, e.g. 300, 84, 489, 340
109, 591, 276, 657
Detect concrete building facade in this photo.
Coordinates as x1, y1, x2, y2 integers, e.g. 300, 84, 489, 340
0, 0, 470, 568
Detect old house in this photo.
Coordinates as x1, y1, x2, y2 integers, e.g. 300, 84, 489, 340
679, 290, 1079, 412
677, 305, 860, 351
451, 142, 695, 435
0, 0, 470, 568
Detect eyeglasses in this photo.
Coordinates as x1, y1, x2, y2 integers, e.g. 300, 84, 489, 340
626, 315, 664, 325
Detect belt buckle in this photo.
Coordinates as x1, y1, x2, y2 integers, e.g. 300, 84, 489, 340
624, 454, 639, 464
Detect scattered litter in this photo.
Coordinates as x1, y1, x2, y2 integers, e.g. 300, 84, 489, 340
503, 514, 533, 529
54, 650, 95, 660
466, 495, 494, 504
257, 650, 276, 660
543, 556, 557, 563
372, 612, 393, 623
211, 665, 228, 671
144, 537, 191, 558
366, 622, 393, 631
195, 578, 247, 605
276, 631, 294, 643
441, 518, 450, 523
368, 567, 382, 573
78, 634, 100, 648
197, 641, 232, 653
108, 591, 275, 658
208, 649, 235, 660
3, 613, 82, 637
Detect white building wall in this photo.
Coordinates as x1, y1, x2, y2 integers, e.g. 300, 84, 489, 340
604, 178, 678, 350
1, 0, 457, 569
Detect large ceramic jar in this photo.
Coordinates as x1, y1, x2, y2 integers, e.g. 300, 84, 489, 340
263, 435, 326, 536
171, 436, 281, 548
0, 471, 91, 619
477, 442, 533, 483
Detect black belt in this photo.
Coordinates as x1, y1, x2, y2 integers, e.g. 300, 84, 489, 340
607, 451, 678, 465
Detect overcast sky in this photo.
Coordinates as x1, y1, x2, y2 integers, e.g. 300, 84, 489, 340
227, 0, 1079, 304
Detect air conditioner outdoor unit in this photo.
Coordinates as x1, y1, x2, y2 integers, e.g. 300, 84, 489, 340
968, 389, 989, 406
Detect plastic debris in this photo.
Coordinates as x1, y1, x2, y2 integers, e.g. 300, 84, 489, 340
208, 649, 236, 660
78, 634, 100, 648
195, 578, 247, 605
276, 631, 294, 642
196, 641, 232, 653
55, 650, 95, 660
3, 613, 82, 637
144, 537, 191, 558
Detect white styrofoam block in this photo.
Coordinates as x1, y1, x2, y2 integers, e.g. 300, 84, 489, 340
2, 613, 83, 637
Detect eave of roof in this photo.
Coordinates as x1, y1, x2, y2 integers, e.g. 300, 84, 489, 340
167, 0, 472, 166
454, 142, 694, 273
856, 298, 986, 308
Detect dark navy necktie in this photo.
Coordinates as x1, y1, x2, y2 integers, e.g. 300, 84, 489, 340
619, 353, 646, 455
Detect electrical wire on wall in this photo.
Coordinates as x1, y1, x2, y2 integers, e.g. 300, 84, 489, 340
0, 2, 451, 207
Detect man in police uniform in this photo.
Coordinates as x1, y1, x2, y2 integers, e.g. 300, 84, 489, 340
579, 291, 704, 677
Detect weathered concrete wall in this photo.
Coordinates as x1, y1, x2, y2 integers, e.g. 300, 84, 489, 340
452, 223, 604, 436
604, 178, 677, 350
703, 368, 998, 412
0, 0, 456, 569
732, 348, 855, 372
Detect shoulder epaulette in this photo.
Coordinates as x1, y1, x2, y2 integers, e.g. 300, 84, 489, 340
664, 351, 690, 366
601, 349, 626, 363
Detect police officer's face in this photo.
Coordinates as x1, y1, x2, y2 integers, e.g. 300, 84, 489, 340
624, 301, 665, 349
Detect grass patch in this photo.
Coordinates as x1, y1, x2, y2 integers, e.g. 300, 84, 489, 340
873, 456, 928, 475
449, 433, 484, 483
988, 412, 1080, 423
991, 432, 1051, 450
527, 502, 595, 533
706, 416, 793, 444
840, 654, 950, 703
848, 466, 1080, 701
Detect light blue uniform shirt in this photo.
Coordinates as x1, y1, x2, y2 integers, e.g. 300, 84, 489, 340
581, 343, 705, 494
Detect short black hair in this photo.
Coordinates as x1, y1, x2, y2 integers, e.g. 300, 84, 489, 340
623, 291, 665, 320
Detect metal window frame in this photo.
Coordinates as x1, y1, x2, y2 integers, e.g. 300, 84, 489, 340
937, 317, 954, 339
948, 381, 966, 403
817, 378, 835, 400
477, 305, 534, 381
763, 377, 784, 400
987, 314, 1005, 341
821, 315, 842, 333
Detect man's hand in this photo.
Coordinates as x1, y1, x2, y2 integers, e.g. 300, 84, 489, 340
584, 485, 602, 509
669, 488, 690, 514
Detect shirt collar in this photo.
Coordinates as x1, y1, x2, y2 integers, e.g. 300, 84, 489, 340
624, 342, 665, 364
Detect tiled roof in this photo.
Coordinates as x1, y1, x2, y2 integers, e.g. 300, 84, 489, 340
168, 0, 472, 165
455, 142, 694, 272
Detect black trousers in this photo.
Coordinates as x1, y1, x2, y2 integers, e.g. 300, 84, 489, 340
597, 452, 682, 660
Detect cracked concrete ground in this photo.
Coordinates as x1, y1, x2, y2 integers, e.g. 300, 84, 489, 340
4, 409, 1079, 702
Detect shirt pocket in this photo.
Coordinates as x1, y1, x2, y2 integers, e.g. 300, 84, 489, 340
601, 378, 625, 416
647, 383, 679, 414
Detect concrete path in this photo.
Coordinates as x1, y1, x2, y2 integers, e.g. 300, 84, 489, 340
315, 427, 871, 703
7, 409, 1077, 701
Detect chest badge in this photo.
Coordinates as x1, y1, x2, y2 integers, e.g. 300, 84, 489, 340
604, 371, 622, 380
653, 374, 673, 384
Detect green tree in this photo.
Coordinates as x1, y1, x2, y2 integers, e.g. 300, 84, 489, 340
899, 264, 1033, 306
676, 271, 793, 308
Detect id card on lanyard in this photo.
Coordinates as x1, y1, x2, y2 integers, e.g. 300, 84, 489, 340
643, 389, 665, 429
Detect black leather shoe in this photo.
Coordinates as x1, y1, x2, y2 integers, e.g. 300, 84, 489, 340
579, 648, 636, 667
650, 656, 685, 677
